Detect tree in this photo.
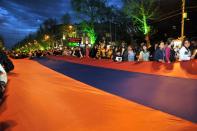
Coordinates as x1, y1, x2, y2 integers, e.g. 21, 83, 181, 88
13, 18, 59, 51
61, 13, 71, 24
81, 21, 97, 45
123, 0, 158, 47
42, 18, 57, 33
0, 35, 5, 50
42, 18, 57, 47
71, 0, 108, 25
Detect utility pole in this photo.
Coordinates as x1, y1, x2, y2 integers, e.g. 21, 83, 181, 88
181, 0, 186, 39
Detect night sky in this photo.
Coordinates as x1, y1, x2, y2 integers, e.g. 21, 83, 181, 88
0, 0, 122, 48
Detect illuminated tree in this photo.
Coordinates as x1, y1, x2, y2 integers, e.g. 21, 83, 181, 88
123, 0, 158, 47
71, 0, 120, 43
63, 25, 77, 38
81, 22, 97, 45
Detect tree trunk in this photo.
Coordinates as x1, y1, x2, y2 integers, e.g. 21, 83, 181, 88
145, 34, 151, 48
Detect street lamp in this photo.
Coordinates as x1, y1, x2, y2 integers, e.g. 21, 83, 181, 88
44, 35, 50, 40
69, 25, 73, 30
181, 0, 186, 39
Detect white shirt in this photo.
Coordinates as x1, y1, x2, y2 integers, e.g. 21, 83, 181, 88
0, 64, 7, 84
179, 46, 191, 61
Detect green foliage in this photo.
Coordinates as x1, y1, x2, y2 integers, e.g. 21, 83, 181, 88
81, 22, 97, 44
123, 0, 158, 35
39, 41, 50, 50
68, 42, 79, 47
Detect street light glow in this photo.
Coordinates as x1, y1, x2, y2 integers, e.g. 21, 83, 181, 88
44, 35, 50, 40
69, 25, 73, 30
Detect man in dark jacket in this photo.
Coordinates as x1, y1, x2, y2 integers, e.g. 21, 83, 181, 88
154, 42, 166, 63
120, 42, 128, 61
148, 43, 159, 61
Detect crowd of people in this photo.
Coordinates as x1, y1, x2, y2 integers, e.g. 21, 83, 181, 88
0, 51, 14, 102
10, 49, 63, 59
92, 38, 196, 62
1, 38, 197, 102
10, 38, 197, 63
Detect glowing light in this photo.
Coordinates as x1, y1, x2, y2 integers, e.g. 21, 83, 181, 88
44, 35, 50, 40
63, 34, 66, 40
69, 25, 73, 30
183, 12, 187, 19
81, 22, 96, 45
68, 42, 79, 47
39, 46, 45, 51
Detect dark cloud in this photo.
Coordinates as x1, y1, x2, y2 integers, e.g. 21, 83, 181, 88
0, 0, 74, 47
0, 0, 120, 48
1, 0, 71, 19
1, 0, 197, 48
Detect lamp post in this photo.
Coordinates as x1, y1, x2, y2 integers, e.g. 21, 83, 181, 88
181, 0, 186, 39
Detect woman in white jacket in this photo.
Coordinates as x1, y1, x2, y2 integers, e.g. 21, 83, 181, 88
179, 40, 197, 61
0, 63, 7, 100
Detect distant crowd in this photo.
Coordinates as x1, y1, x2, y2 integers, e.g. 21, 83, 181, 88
10, 38, 197, 63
